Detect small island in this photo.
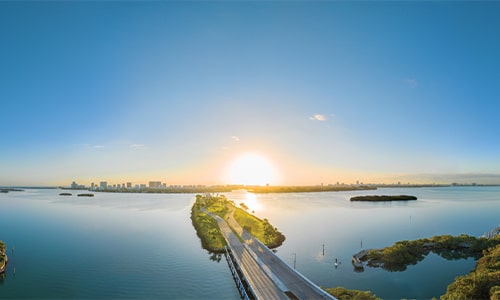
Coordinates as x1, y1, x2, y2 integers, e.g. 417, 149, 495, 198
77, 193, 94, 197
350, 195, 417, 202
191, 194, 285, 253
0, 240, 7, 274
59, 192, 72, 196
0, 188, 24, 193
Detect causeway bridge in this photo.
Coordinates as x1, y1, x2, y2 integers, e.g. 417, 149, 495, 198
205, 209, 336, 300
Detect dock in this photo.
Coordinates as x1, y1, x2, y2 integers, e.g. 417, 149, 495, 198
352, 249, 367, 269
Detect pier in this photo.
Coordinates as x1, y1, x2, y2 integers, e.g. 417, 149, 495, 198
351, 249, 367, 269
205, 209, 336, 300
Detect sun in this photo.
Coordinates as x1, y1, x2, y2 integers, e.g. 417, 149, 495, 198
224, 153, 278, 186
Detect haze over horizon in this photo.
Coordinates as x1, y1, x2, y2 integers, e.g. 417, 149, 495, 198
1, 2, 499, 186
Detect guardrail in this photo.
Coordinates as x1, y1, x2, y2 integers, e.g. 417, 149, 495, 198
224, 246, 253, 300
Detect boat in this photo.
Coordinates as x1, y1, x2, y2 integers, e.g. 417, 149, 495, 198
334, 258, 339, 267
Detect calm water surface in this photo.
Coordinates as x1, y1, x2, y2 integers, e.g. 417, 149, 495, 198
0, 186, 498, 299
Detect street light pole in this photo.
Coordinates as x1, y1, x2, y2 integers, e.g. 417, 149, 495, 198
292, 253, 296, 269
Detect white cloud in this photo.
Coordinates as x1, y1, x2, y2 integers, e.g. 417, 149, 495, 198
309, 114, 327, 121
231, 136, 240, 142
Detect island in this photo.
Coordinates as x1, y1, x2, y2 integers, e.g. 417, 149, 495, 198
350, 195, 417, 202
361, 234, 500, 272
191, 194, 285, 253
77, 193, 94, 197
0, 188, 24, 193
355, 234, 500, 299
0, 240, 7, 274
59, 193, 72, 196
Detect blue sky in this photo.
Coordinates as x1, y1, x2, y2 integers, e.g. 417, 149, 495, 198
1, 1, 499, 186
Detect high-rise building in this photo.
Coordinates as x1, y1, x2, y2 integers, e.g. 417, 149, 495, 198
149, 181, 162, 188
99, 181, 108, 190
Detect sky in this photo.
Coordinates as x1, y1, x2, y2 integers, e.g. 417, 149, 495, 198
1, 1, 500, 186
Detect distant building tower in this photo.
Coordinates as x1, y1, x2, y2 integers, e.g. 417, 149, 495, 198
127, 182, 132, 188
99, 181, 108, 190
71, 181, 78, 189
149, 181, 162, 188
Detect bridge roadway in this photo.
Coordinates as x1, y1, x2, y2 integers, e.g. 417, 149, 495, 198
208, 209, 336, 300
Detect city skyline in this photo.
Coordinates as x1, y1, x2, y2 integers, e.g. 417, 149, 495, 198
2, 2, 500, 186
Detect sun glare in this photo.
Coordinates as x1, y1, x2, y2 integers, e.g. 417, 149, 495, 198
244, 192, 261, 212
225, 153, 277, 186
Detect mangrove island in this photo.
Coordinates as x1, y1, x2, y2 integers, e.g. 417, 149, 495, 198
0, 240, 7, 274
350, 195, 417, 202
357, 234, 500, 299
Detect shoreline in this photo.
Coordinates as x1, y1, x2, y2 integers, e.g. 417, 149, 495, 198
88, 185, 377, 194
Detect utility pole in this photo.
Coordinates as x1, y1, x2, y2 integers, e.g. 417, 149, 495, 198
292, 253, 296, 269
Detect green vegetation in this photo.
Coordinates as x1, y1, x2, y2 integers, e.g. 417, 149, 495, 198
324, 286, 380, 300
239, 202, 249, 211
233, 207, 285, 248
0, 240, 6, 273
191, 194, 285, 252
191, 195, 227, 253
441, 241, 500, 299
246, 185, 376, 194
365, 235, 500, 272
350, 195, 417, 202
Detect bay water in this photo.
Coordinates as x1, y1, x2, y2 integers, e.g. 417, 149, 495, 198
0, 186, 498, 299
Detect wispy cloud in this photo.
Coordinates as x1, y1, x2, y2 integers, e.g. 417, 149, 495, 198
129, 144, 148, 150
309, 114, 327, 121
220, 136, 240, 151
404, 78, 418, 88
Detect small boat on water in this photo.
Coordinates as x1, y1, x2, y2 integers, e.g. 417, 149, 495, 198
334, 258, 340, 267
